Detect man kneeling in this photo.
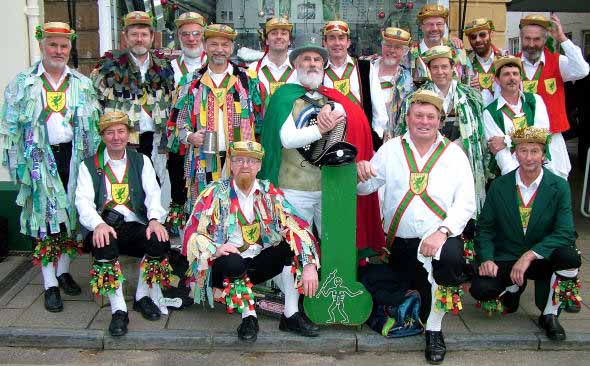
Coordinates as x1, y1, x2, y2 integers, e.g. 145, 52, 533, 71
470, 126, 582, 340
75, 111, 170, 336
183, 141, 320, 342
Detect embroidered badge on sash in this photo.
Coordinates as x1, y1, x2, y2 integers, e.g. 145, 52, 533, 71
409, 172, 428, 195
46, 91, 66, 113
512, 114, 527, 130
544, 78, 557, 95
241, 222, 261, 245
519, 207, 532, 229
333, 79, 350, 96
111, 183, 130, 205
479, 73, 494, 90
138, 88, 148, 105
523, 80, 538, 94
269, 81, 284, 96
213, 88, 227, 105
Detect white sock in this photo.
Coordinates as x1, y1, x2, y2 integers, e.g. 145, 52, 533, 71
281, 265, 300, 318
109, 286, 127, 313
242, 307, 257, 318
425, 282, 445, 332
271, 274, 285, 293
56, 255, 71, 277
148, 285, 169, 315
505, 284, 520, 293
135, 264, 149, 301
41, 264, 58, 290
543, 269, 579, 315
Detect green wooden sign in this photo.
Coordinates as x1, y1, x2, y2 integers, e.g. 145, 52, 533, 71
303, 163, 373, 325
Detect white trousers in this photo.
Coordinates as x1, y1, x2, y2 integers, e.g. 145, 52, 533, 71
282, 189, 322, 236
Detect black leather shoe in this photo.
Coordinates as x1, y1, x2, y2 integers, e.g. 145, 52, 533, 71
237, 315, 259, 342
133, 296, 161, 321
109, 310, 129, 337
538, 314, 566, 341
500, 291, 520, 314
425, 330, 446, 364
57, 273, 82, 296
279, 312, 320, 337
565, 302, 581, 313
44, 286, 63, 312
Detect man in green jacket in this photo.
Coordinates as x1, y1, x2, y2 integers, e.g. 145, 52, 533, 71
470, 126, 581, 341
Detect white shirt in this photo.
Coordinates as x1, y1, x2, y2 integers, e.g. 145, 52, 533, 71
516, 168, 544, 247
280, 82, 345, 149
482, 93, 570, 178
521, 39, 589, 82
420, 39, 443, 54
227, 179, 263, 259
433, 80, 458, 114
358, 133, 476, 238
368, 59, 400, 138
473, 51, 502, 106
324, 54, 361, 103
75, 149, 167, 231
172, 52, 206, 86
249, 53, 297, 96
129, 52, 155, 133
35, 63, 74, 145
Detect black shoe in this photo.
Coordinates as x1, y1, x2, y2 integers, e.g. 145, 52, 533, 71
500, 291, 520, 314
109, 310, 129, 337
538, 314, 566, 341
44, 286, 64, 312
565, 302, 581, 313
57, 273, 82, 296
425, 330, 446, 364
133, 296, 161, 321
237, 315, 259, 342
279, 312, 320, 337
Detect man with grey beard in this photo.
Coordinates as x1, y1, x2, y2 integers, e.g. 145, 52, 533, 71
92, 11, 174, 159
171, 12, 207, 86
517, 14, 588, 181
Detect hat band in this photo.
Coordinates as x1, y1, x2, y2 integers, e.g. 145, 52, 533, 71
383, 34, 408, 42
325, 24, 349, 33
44, 28, 72, 34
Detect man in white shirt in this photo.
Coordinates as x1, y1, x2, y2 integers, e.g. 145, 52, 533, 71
0, 22, 101, 313
470, 126, 581, 341
183, 141, 320, 342
483, 56, 570, 179
75, 111, 169, 337
92, 11, 174, 159
357, 90, 475, 364
171, 12, 207, 86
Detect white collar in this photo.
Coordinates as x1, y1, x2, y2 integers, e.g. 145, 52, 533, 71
496, 92, 526, 110
402, 131, 445, 155
475, 49, 496, 64
420, 39, 443, 54
181, 51, 205, 66
208, 63, 233, 77
36, 62, 71, 84
104, 149, 127, 165
234, 179, 261, 200
521, 49, 546, 68
516, 168, 544, 190
433, 79, 457, 98
327, 54, 354, 69
129, 51, 150, 68
260, 52, 292, 70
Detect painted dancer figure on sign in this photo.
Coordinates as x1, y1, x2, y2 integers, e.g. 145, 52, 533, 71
316, 269, 363, 324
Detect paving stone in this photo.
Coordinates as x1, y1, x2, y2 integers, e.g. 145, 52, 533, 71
0, 328, 103, 349
0, 308, 25, 327
167, 303, 242, 331
89, 301, 167, 332
30, 269, 43, 285
459, 306, 539, 334
0, 257, 27, 280
559, 319, 590, 334
4, 285, 43, 309
356, 327, 424, 352
538, 332, 590, 350
104, 329, 211, 351
12, 297, 99, 329
446, 333, 539, 351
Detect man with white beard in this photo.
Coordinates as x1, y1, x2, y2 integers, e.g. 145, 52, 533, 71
92, 11, 174, 159
171, 12, 207, 86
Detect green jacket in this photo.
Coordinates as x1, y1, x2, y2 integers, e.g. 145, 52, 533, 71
476, 168, 576, 262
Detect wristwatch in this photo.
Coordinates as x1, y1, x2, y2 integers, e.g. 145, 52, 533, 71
438, 226, 450, 237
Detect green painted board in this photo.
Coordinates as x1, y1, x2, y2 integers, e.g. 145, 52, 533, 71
0, 181, 31, 251
303, 163, 372, 325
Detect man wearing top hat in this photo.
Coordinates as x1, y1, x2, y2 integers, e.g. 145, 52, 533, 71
92, 11, 174, 159
0, 22, 101, 312
517, 14, 589, 181
464, 18, 507, 106
183, 140, 321, 342
470, 126, 581, 341
483, 56, 571, 180
75, 111, 170, 337
322, 20, 388, 149
168, 24, 260, 211
357, 90, 475, 364
369, 27, 414, 140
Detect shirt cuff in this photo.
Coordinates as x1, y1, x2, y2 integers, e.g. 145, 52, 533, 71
532, 250, 544, 260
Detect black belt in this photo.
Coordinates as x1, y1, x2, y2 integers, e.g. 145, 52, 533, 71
393, 237, 420, 246
50, 142, 72, 153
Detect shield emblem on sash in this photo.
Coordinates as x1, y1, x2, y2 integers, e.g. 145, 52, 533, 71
512, 115, 527, 130
111, 183, 130, 205
409, 172, 428, 195
213, 88, 227, 105
241, 222, 261, 245
333, 79, 350, 96
479, 73, 494, 89
523, 80, 538, 94
519, 207, 532, 228
544, 78, 557, 95
46, 91, 66, 113
138, 88, 148, 106
269, 81, 285, 95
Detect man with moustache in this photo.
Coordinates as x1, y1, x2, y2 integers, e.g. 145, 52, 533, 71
397, 46, 488, 215
0, 22, 101, 312
165, 11, 208, 234
260, 33, 384, 259
92, 11, 174, 158
464, 18, 507, 106
322, 20, 388, 148
470, 126, 581, 341
76, 111, 170, 337
183, 141, 321, 342
369, 27, 414, 140
357, 90, 475, 364
517, 14, 589, 180
249, 17, 297, 118
409, 4, 471, 86
168, 24, 260, 210
483, 57, 570, 180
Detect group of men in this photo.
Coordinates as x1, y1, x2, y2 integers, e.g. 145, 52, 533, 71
0, 3, 586, 364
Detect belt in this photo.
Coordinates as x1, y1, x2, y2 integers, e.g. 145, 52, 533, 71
50, 142, 72, 153
393, 237, 420, 246
218, 151, 227, 159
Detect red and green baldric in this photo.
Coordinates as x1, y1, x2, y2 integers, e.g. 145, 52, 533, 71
40, 74, 69, 122
325, 62, 361, 105
94, 147, 133, 211
261, 65, 294, 96
386, 138, 451, 244
516, 185, 537, 229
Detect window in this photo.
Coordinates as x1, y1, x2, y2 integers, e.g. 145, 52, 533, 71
509, 37, 520, 55
583, 31, 590, 59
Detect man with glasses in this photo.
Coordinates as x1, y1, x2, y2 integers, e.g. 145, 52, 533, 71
171, 12, 207, 86
183, 141, 321, 342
